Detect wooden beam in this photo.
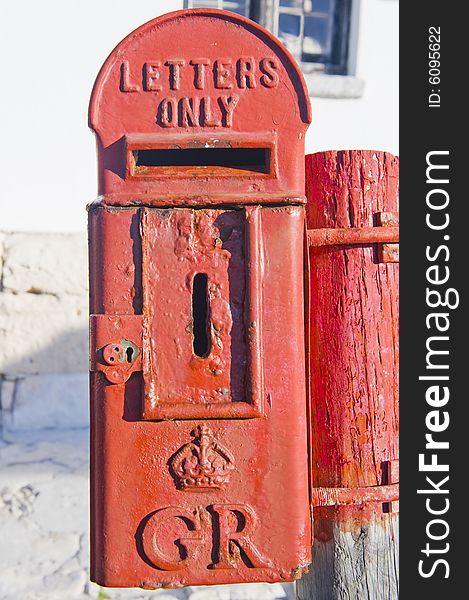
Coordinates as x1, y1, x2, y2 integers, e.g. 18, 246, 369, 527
298, 150, 399, 600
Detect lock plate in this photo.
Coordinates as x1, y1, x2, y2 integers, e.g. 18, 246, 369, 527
90, 314, 143, 384
140, 206, 264, 420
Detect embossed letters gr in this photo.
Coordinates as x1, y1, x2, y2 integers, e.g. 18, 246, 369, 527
141, 504, 270, 571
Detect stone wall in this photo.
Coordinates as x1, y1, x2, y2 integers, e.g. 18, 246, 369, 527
0, 231, 292, 600
0, 232, 89, 440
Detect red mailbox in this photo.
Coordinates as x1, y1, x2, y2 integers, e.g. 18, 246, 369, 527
88, 9, 311, 588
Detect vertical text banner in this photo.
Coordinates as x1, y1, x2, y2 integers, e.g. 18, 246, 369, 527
401, 5, 466, 598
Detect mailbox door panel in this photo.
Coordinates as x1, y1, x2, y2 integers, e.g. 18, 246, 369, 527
89, 204, 311, 588
141, 207, 264, 420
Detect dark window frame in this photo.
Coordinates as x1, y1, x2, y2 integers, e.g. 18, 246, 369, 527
184, 0, 352, 75
327, 0, 352, 75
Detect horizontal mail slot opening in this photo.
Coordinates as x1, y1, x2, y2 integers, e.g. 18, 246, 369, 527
132, 147, 271, 175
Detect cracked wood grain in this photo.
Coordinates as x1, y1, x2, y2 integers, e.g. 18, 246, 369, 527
298, 150, 399, 600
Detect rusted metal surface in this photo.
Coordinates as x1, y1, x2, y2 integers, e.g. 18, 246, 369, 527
377, 211, 400, 263
88, 9, 311, 589
382, 458, 400, 513
90, 315, 142, 384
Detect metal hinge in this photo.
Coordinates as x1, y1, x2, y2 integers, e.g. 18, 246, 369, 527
307, 211, 399, 263
90, 315, 143, 384
311, 459, 399, 513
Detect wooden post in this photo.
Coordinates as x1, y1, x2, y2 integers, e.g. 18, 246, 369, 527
297, 150, 399, 600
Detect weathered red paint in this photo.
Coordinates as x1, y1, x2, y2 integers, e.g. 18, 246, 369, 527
305, 150, 399, 531
89, 10, 310, 203
88, 9, 311, 589
307, 224, 399, 247
311, 482, 399, 507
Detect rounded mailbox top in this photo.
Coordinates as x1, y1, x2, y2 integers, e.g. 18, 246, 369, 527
89, 9, 311, 202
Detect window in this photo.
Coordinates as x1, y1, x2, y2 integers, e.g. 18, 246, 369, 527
185, 0, 352, 75
186, 0, 251, 18
275, 1, 351, 74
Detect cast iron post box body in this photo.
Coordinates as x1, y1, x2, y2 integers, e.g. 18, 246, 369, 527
88, 9, 311, 588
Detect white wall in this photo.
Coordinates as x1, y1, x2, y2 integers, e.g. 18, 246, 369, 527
306, 0, 399, 155
0, 0, 178, 234
0, 0, 398, 233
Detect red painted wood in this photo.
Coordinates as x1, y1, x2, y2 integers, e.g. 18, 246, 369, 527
305, 150, 399, 530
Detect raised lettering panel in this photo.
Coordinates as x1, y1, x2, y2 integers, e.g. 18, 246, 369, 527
119, 57, 280, 128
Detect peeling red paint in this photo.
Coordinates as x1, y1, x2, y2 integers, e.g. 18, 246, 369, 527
305, 150, 399, 534
88, 9, 312, 588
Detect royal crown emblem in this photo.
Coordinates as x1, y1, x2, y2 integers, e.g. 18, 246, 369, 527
169, 425, 234, 491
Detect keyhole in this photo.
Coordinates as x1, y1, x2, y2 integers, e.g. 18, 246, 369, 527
126, 347, 134, 363
192, 273, 211, 357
